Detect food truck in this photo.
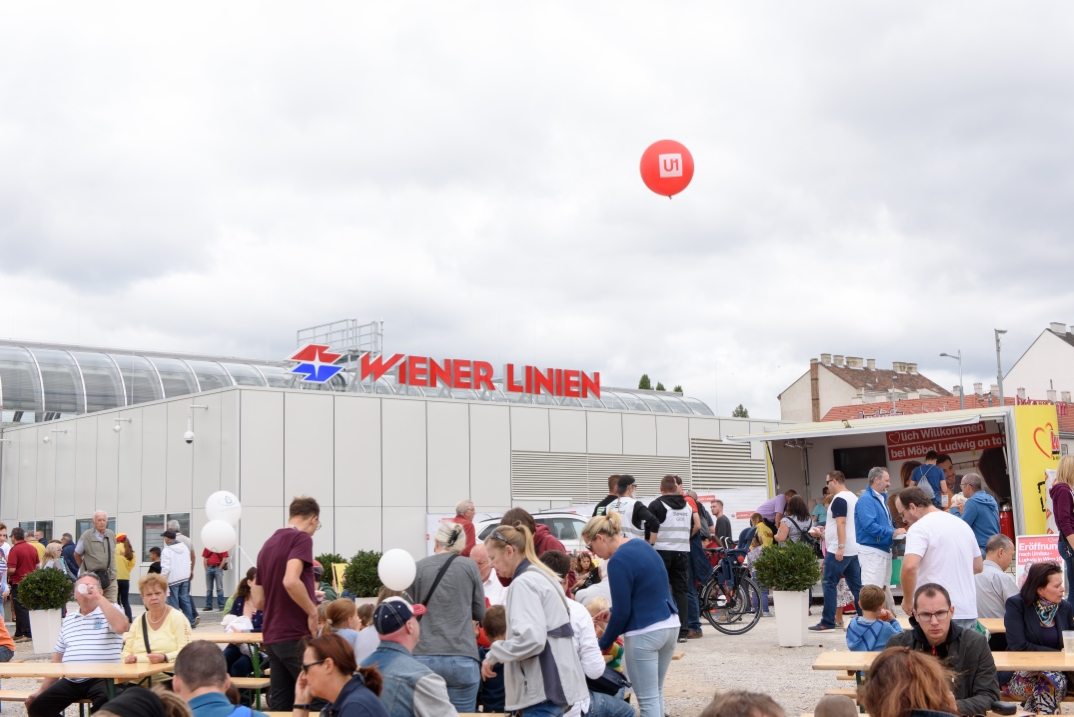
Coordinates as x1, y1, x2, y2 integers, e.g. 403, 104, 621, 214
725, 404, 1064, 538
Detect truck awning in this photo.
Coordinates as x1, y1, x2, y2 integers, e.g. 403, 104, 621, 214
725, 413, 985, 443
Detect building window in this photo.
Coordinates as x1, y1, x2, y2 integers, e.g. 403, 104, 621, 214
141, 513, 191, 562
1063, 444, 1069, 456
76, 517, 117, 540
36, 521, 53, 543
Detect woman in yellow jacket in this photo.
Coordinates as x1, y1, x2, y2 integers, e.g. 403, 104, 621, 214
114, 533, 137, 622
122, 573, 192, 680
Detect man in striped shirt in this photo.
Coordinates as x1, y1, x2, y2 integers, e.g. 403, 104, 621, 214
25, 574, 130, 716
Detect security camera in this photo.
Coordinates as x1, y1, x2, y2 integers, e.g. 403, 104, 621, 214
184, 430, 195, 444
42, 435, 50, 444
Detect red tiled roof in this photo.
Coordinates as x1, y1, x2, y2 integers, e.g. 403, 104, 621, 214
822, 395, 1074, 434
821, 364, 951, 397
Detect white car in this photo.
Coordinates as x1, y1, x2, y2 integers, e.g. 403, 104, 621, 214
474, 511, 591, 554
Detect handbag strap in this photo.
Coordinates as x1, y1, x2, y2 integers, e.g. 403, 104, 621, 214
141, 613, 152, 656
421, 554, 459, 611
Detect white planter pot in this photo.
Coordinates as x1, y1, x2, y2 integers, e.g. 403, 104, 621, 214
29, 609, 64, 655
773, 590, 810, 647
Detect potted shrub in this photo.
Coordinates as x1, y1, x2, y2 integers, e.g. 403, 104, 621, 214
343, 550, 383, 605
17, 568, 73, 654
753, 540, 822, 647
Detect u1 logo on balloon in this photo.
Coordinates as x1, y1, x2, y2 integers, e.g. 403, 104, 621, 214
641, 140, 694, 197
659, 154, 682, 178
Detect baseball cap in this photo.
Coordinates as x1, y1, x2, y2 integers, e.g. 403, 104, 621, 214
116, 533, 127, 542
373, 597, 427, 635
616, 474, 636, 493
161, 530, 177, 539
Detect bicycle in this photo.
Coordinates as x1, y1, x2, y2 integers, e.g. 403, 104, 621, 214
699, 534, 763, 635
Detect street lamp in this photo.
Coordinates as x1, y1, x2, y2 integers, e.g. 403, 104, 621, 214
940, 351, 964, 410
995, 329, 1008, 404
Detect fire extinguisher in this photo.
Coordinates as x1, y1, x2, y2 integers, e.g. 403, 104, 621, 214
999, 501, 1015, 542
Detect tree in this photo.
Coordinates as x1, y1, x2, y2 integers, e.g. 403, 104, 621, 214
732, 404, 749, 418
655, 382, 665, 391
638, 374, 652, 390
673, 385, 683, 393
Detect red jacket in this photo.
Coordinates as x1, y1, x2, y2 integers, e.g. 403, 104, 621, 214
451, 516, 476, 557
496, 524, 567, 587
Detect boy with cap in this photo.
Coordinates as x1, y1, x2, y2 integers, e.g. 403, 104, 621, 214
359, 597, 459, 717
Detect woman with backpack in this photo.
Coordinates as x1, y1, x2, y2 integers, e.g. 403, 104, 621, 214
774, 495, 819, 612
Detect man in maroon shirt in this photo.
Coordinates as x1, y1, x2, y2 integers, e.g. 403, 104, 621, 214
250, 496, 322, 712
451, 499, 477, 557
8, 527, 41, 641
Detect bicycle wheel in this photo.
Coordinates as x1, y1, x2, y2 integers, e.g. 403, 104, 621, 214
700, 578, 741, 630
703, 575, 763, 635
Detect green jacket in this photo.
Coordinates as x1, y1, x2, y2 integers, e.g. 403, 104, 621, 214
886, 620, 999, 716
319, 581, 338, 602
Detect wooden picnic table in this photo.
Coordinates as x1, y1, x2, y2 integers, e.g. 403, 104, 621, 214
815, 650, 1074, 673
895, 617, 1004, 633
0, 662, 172, 700
194, 632, 266, 677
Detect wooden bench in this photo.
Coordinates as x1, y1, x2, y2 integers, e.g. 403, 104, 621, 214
823, 688, 858, 699
0, 691, 93, 716
231, 676, 271, 710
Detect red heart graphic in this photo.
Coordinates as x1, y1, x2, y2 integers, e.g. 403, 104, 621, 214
1033, 423, 1056, 458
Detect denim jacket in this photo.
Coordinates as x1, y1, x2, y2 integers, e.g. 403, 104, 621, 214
360, 641, 455, 717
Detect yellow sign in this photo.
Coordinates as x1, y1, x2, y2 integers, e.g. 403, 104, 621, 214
332, 563, 347, 595
1015, 404, 1062, 535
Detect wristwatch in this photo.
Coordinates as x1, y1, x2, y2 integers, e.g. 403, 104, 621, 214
837, 544, 845, 548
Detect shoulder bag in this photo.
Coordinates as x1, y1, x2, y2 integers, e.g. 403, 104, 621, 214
789, 517, 823, 559
418, 554, 459, 619
141, 613, 153, 655
94, 534, 113, 590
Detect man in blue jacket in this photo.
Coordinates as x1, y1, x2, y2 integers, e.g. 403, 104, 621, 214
954, 473, 1000, 558
855, 467, 906, 614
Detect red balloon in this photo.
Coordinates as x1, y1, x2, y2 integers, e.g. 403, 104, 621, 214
639, 140, 694, 197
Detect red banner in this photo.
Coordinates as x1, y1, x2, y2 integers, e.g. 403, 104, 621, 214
887, 433, 1005, 461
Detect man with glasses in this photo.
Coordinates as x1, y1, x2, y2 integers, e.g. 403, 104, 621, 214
810, 471, 862, 632
251, 495, 323, 712
895, 487, 983, 630
886, 583, 999, 716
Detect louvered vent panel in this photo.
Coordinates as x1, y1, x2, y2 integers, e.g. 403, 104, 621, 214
510, 452, 589, 502
690, 438, 767, 489
512, 452, 691, 503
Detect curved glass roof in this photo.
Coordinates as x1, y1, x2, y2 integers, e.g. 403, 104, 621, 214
0, 340, 715, 423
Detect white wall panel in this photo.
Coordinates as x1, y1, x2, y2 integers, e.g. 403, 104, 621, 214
622, 414, 656, 456
220, 391, 240, 496
2, 434, 19, 524
96, 415, 119, 516
382, 506, 426, 556
74, 417, 98, 516
311, 505, 336, 559
427, 402, 469, 508
189, 508, 208, 598
36, 429, 56, 519
240, 391, 283, 507
117, 409, 143, 514
284, 393, 334, 507
334, 507, 381, 555
335, 396, 381, 508
192, 393, 222, 509
18, 427, 37, 520
54, 427, 76, 517
141, 403, 168, 514
586, 412, 622, 455
656, 416, 690, 457
689, 417, 723, 441
236, 506, 287, 575
382, 399, 426, 508
510, 407, 548, 452
470, 404, 511, 510
549, 409, 587, 454
166, 399, 193, 512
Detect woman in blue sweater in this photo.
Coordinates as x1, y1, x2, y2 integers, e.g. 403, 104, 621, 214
583, 512, 680, 717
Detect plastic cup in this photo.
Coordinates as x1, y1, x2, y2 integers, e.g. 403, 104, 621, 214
1063, 631, 1074, 653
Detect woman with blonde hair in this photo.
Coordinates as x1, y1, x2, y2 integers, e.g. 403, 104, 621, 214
410, 520, 486, 712
859, 646, 959, 717
582, 512, 679, 717
482, 522, 587, 717
1050, 455, 1074, 595
122, 573, 192, 679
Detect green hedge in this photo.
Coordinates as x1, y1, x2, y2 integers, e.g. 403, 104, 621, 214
343, 550, 383, 598
752, 540, 822, 593
17, 567, 73, 610
315, 553, 347, 572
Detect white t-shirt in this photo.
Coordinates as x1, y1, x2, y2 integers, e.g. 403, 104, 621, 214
904, 510, 980, 620
825, 490, 859, 557
565, 598, 606, 717
483, 570, 507, 606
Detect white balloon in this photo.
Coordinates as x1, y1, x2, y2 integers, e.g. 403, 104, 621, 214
206, 491, 242, 526
201, 520, 237, 553
378, 549, 416, 591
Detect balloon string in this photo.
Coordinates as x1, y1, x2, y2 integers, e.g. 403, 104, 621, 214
235, 544, 257, 570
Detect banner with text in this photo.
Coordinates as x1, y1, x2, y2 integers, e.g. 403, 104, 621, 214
885, 422, 1006, 461
1016, 534, 1064, 589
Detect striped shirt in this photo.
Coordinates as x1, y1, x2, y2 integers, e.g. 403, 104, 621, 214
55, 604, 126, 682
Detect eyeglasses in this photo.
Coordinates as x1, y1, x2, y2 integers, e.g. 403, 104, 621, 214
301, 659, 327, 673
915, 609, 950, 623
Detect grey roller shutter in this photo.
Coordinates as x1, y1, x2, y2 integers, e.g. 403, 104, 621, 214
690, 438, 767, 490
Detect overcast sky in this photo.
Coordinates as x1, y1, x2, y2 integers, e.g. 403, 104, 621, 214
3, 3, 1072, 419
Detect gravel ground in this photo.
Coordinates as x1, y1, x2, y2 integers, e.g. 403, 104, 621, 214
662, 601, 908, 717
